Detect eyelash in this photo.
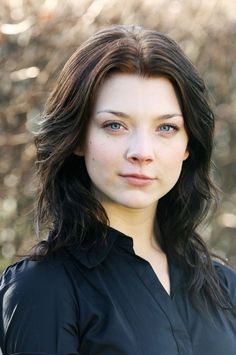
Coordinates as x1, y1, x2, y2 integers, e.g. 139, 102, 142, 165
103, 122, 124, 131
159, 124, 179, 133
102, 121, 179, 134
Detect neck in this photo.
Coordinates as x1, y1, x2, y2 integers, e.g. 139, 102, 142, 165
102, 202, 161, 251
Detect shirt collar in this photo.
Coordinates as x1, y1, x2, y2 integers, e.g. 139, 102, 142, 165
66, 226, 186, 293
67, 227, 129, 268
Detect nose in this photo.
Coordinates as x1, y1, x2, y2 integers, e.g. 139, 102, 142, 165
126, 132, 154, 165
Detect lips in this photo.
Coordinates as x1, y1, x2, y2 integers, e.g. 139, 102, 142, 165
119, 173, 155, 186
119, 173, 154, 180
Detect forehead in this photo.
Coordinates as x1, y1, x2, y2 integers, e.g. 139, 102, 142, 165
93, 73, 182, 116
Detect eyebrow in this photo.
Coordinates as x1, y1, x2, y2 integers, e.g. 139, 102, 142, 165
96, 110, 183, 120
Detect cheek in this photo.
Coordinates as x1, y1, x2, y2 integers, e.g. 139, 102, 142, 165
85, 139, 115, 171
161, 143, 188, 166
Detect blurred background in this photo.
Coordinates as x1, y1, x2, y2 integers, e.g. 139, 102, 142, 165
0, 0, 236, 272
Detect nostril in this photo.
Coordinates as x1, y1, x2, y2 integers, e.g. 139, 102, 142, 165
127, 153, 154, 164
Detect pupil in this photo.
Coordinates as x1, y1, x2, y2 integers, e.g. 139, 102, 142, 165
112, 123, 120, 129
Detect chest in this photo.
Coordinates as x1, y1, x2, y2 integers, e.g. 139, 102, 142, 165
133, 247, 171, 295
75, 256, 236, 355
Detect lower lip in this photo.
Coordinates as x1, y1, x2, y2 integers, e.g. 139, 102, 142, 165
120, 176, 154, 186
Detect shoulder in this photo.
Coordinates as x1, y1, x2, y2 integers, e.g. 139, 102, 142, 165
0, 252, 81, 351
213, 260, 236, 285
1, 252, 65, 287
213, 260, 236, 305
0, 251, 79, 310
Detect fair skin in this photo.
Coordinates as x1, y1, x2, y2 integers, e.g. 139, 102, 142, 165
75, 73, 189, 295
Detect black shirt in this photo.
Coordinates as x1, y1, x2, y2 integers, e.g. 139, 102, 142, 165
0, 228, 236, 355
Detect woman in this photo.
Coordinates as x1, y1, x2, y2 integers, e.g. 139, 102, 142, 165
0, 24, 235, 355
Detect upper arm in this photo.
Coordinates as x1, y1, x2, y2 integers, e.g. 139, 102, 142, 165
0, 258, 80, 355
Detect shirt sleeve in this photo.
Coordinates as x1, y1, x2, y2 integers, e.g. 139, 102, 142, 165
0, 257, 80, 355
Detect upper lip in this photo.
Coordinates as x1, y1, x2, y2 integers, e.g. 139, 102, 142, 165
119, 173, 155, 180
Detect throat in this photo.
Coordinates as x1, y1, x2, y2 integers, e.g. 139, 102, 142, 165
104, 204, 157, 242
133, 244, 171, 296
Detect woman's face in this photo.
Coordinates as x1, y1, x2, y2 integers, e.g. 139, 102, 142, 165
75, 73, 189, 210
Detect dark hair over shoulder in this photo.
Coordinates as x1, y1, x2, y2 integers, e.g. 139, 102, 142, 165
32, 24, 233, 312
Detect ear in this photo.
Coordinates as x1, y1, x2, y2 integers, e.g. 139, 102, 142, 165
183, 149, 189, 161
73, 146, 84, 156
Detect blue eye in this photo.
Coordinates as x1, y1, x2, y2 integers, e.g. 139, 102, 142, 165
159, 124, 178, 132
160, 125, 172, 131
103, 122, 124, 131
109, 122, 122, 130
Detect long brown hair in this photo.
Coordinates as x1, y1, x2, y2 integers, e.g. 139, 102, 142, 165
33, 24, 232, 312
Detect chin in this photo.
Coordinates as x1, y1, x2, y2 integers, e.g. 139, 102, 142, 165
115, 198, 158, 210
